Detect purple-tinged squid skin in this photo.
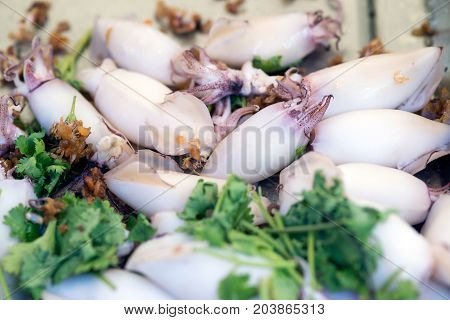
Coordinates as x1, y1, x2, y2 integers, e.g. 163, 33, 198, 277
204, 11, 341, 68
0, 96, 24, 156
202, 93, 332, 183
172, 47, 314, 106
1, 38, 133, 168
171, 47, 276, 105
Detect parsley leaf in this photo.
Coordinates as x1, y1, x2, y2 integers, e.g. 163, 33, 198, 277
127, 213, 156, 243
218, 273, 258, 300
14, 131, 70, 197
3, 204, 40, 242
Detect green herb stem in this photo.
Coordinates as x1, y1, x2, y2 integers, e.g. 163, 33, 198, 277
0, 265, 12, 300
266, 222, 338, 234
307, 231, 317, 288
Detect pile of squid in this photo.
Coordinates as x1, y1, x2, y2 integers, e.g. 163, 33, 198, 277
0, 8, 449, 301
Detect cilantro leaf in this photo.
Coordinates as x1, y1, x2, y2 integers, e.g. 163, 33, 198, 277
252, 55, 284, 73
178, 180, 218, 221
282, 171, 387, 294
2, 194, 127, 298
230, 95, 247, 110
14, 131, 70, 196
127, 213, 156, 243
218, 273, 258, 300
3, 204, 41, 242
179, 175, 252, 246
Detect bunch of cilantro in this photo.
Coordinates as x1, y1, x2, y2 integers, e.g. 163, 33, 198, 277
177, 172, 419, 300
14, 131, 69, 197
1, 194, 154, 299
178, 175, 302, 300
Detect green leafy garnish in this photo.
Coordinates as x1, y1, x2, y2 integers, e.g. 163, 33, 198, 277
179, 175, 252, 246
375, 271, 419, 300
0, 264, 11, 300
65, 96, 77, 122
54, 29, 92, 90
281, 172, 387, 294
126, 213, 156, 243
178, 180, 218, 221
230, 95, 247, 110
2, 194, 127, 299
3, 204, 40, 242
218, 273, 258, 300
295, 145, 307, 159
15, 131, 70, 197
252, 55, 284, 73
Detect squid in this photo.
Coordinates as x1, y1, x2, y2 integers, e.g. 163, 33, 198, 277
104, 151, 268, 223
204, 11, 340, 68
3, 40, 133, 168
202, 94, 333, 183
306, 47, 444, 118
43, 269, 173, 300
91, 17, 182, 86
279, 152, 433, 225
125, 233, 275, 299
312, 109, 450, 174
77, 59, 216, 157
151, 211, 185, 236
421, 195, 450, 287
171, 47, 277, 105
371, 215, 433, 290
0, 96, 24, 156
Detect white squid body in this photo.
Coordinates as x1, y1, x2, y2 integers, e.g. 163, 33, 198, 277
27, 79, 133, 167
202, 97, 331, 183
105, 152, 267, 223
43, 269, 172, 300
0, 179, 36, 299
126, 233, 272, 299
91, 17, 182, 85
337, 163, 431, 225
278, 151, 341, 214
77, 59, 216, 156
204, 12, 338, 68
151, 211, 185, 236
12, 43, 134, 168
306, 47, 443, 118
421, 195, 450, 287
312, 109, 450, 174
371, 215, 433, 289
105, 154, 225, 216
279, 152, 431, 224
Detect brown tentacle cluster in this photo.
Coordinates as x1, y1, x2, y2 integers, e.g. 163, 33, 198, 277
274, 68, 310, 100
171, 47, 243, 104
308, 10, 342, 49
285, 93, 332, 135
1, 37, 55, 92
247, 68, 307, 109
